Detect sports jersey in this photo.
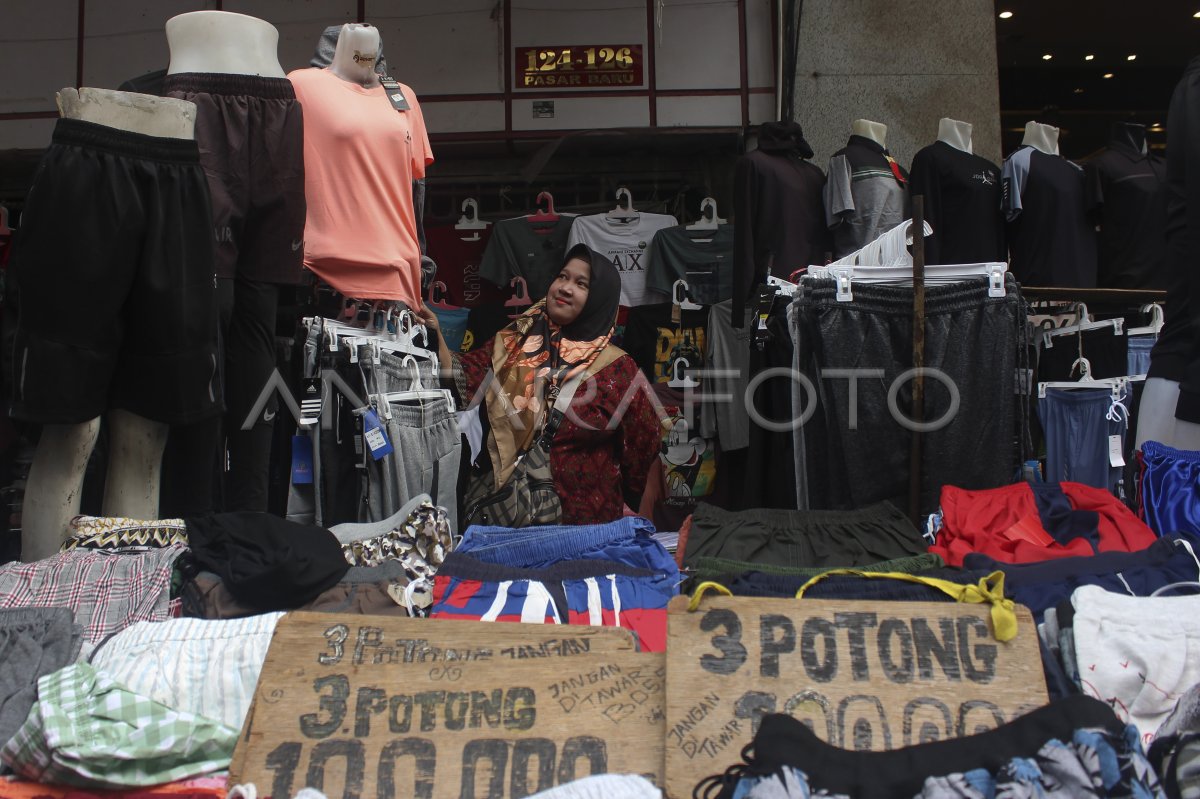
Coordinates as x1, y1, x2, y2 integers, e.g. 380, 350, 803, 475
477, 215, 576, 300
288, 67, 433, 303
907, 140, 1004, 265
644, 224, 734, 305
1002, 145, 1097, 288
566, 212, 678, 306
824, 134, 909, 257
1084, 131, 1168, 290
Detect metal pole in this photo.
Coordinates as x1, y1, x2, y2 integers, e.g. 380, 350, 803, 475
908, 196, 926, 526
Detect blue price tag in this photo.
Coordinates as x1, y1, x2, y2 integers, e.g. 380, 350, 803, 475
362, 409, 394, 460
291, 434, 314, 484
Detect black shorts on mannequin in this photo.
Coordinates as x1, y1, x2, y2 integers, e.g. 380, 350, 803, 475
10, 119, 219, 425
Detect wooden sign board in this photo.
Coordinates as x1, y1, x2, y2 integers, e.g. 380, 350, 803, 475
664, 596, 1048, 798
231, 612, 664, 799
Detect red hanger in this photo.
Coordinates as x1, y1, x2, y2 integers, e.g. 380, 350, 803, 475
527, 191, 559, 224
425, 280, 455, 310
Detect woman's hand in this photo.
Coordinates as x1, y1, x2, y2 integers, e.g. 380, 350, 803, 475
415, 302, 442, 334
414, 301, 454, 375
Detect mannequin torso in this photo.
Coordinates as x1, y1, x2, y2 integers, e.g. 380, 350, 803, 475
1022, 121, 1059, 155
851, 118, 888, 148
57, 87, 195, 139
330, 24, 382, 87
166, 11, 285, 77
937, 117, 973, 153
1112, 122, 1148, 155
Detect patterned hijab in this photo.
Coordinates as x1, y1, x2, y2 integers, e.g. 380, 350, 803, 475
485, 243, 621, 486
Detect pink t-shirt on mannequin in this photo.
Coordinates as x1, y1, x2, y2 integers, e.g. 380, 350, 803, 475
288, 66, 433, 303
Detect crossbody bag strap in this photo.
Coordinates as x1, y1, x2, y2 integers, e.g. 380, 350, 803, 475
536, 345, 626, 450
537, 371, 586, 449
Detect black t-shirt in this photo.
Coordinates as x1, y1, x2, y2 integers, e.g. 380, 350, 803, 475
622, 302, 709, 384
1084, 143, 1168, 290
478, 215, 577, 300
1002, 146, 1098, 288
645, 224, 734, 306
732, 147, 829, 326
908, 141, 1004, 265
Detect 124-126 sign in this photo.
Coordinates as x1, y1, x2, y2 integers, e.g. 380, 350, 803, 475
516, 45, 644, 89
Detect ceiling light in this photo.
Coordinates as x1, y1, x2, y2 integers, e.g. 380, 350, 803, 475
998, 10, 1014, 18
1127, 54, 1137, 61
1194, 10, 1200, 17
1103, 72, 1115, 79
1084, 54, 1095, 61
1074, 88, 1084, 94
1042, 53, 1053, 61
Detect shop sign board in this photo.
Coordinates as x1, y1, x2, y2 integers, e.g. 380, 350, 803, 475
515, 44, 644, 89
663, 595, 1048, 798
230, 612, 664, 799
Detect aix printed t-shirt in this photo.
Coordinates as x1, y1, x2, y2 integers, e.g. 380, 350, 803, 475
566, 212, 678, 306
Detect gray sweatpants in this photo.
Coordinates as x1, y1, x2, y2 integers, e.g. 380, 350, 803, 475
365, 398, 461, 531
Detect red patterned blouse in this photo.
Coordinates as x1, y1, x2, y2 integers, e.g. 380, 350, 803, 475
456, 343, 664, 525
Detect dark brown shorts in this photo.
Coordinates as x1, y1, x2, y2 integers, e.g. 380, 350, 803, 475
164, 73, 306, 285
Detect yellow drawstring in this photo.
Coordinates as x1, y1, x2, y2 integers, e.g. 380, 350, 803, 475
794, 570, 1017, 642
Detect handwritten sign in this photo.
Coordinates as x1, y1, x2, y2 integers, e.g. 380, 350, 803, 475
515, 45, 644, 89
230, 612, 663, 799
664, 596, 1047, 798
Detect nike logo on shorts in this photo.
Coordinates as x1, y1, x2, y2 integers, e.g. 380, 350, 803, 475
291, 240, 304, 251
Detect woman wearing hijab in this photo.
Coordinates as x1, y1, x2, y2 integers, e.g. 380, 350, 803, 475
418, 244, 662, 525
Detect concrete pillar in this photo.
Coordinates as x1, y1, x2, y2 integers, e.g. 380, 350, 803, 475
792, 0, 1002, 166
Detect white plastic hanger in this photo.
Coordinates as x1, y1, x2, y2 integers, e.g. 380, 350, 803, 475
1037, 357, 1129, 399
1042, 303, 1124, 349
374, 354, 455, 416
685, 197, 726, 242
606, 187, 638, 221
672, 279, 701, 311
1127, 303, 1164, 337
828, 219, 934, 268
766, 274, 798, 297
806, 263, 1006, 303
455, 198, 489, 241
668, 356, 698, 389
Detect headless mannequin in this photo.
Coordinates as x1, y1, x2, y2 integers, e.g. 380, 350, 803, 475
852, 118, 888, 147
1022, 121, 1059, 155
937, 117, 973, 153
1136, 380, 1200, 451
165, 11, 286, 77
329, 24, 381, 87
21, 88, 195, 562
164, 11, 287, 515
1130, 122, 1200, 448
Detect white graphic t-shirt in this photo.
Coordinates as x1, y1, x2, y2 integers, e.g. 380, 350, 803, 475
566, 212, 678, 306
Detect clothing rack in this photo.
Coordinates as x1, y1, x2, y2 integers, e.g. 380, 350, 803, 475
1021, 287, 1167, 303
909, 196, 927, 526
